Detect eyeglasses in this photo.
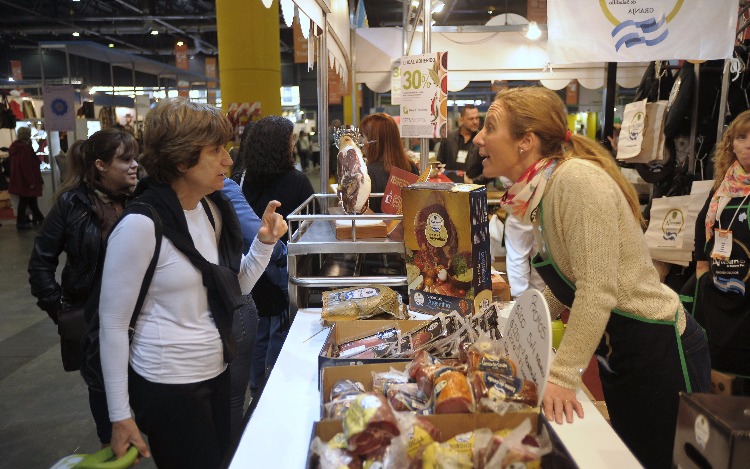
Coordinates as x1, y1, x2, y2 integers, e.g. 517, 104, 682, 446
358, 137, 377, 146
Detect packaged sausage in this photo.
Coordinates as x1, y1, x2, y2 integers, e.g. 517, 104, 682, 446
337, 328, 400, 358
470, 371, 538, 407
433, 369, 475, 414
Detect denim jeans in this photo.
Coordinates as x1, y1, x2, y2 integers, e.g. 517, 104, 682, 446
228, 296, 258, 439
251, 315, 288, 391
681, 311, 712, 393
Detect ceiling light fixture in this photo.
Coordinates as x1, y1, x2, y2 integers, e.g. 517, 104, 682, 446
177, 41, 184, 46
72, 32, 80, 37
108, 43, 114, 48
431, 1, 445, 14
151, 30, 159, 35
526, 21, 542, 40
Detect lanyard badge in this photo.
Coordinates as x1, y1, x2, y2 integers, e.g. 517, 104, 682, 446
711, 229, 733, 260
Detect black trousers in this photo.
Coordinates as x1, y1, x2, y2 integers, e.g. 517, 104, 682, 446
129, 367, 231, 469
16, 195, 43, 224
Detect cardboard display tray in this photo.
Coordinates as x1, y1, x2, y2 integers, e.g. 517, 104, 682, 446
307, 412, 541, 469
320, 361, 410, 418
318, 319, 427, 388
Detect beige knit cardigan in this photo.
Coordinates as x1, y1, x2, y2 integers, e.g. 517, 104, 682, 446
533, 158, 685, 390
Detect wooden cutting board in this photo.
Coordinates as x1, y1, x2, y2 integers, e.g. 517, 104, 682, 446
328, 206, 387, 240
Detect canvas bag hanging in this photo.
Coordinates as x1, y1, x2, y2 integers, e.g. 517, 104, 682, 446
647, 180, 714, 265
617, 99, 648, 161
645, 195, 692, 254
617, 100, 667, 164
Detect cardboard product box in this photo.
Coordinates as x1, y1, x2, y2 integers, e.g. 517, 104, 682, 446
307, 413, 538, 468
318, 320, 427, 386
402, 182, 492, 316
320, 361, 410, 417
710, 369, 737, 396
673, 392, 750, 469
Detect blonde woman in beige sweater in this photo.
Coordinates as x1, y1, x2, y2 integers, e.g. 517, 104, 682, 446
473, 87, 710, 469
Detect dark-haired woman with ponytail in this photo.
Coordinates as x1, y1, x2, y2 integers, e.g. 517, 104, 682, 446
474, 86, 710, 469
28, 128, 139, 446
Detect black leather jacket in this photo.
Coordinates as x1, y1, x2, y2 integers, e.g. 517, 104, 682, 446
28, 184, 104, 322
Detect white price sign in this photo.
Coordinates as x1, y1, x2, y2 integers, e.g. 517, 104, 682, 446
501, 289, 553, 406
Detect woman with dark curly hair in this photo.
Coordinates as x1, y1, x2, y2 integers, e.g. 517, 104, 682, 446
240, 115, 314, 398
359, 112, 419, 212
694, 109, 750, 393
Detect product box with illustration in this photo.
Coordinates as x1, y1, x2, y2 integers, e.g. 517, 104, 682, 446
673, 392, 750, 469
402, 182, 492, 316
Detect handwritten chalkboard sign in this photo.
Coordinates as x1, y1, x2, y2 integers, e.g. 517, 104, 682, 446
501, 289, 552, 406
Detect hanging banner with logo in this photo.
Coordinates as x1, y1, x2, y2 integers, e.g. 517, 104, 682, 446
293, 18, 311, 64
10, 60, 22, 81
548, 0, 739, 63
399, 52, 448, 139
175, 42, 189, 70
205, 57, 217, 105
42, 85, 76, 132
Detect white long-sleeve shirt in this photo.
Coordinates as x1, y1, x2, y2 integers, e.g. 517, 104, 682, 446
503, 214, 546, 297
100, 201, 273, 422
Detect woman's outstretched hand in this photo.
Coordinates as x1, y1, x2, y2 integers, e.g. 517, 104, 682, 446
257, 200, 288, 245
542, 382, 584, 424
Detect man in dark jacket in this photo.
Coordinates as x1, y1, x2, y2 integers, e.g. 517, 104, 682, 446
8, 126, 44, 229
436, 104, 485, 183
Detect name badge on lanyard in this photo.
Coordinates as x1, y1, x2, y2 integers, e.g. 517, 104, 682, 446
711, 229, 733, 260
456, 150, 468, 164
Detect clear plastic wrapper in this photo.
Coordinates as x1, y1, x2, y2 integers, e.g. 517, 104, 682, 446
485, 419, 545, 468
310, 435, 362, 469
371, 367, 410, 395
385, 382, 432, 414
338, 328, 400, 358
322, 285, 408, 321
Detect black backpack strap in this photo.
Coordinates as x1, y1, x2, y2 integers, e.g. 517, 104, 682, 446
126, 202, 163, 331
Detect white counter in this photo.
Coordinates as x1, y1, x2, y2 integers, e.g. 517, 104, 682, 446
229, 309, 642, 468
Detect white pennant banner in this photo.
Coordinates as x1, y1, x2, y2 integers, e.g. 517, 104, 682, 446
548, 0, 739, 64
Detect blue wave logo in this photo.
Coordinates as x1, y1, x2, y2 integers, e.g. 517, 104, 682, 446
611, 15, 669, 51
713, 276, 746, 295
663, 231, 677, 241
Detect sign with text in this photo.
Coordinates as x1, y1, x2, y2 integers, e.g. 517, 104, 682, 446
175, 42, 188, 70
549, 0, 738, 63
390, 58, 402, 105
399, 52, 448, 139
42, 85, 76, 132
501, 289, 552, 406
